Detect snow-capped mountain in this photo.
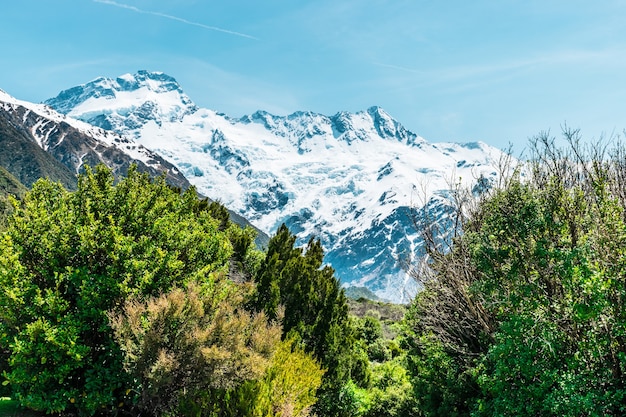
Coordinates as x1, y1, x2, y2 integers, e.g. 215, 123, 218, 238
0, 87, 190, 189
45, 71, 506, 302
46, 70, 198, 134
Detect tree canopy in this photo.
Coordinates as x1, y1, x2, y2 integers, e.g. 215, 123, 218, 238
0, 165, 343, 417
0, 165, 236, 414
405, 131, 626, 416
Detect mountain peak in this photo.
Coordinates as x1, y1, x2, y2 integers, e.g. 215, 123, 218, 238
42, 70, 507, 302
366, 105, 386, 115
45, 70, 198, 135
115, 70, 184, 94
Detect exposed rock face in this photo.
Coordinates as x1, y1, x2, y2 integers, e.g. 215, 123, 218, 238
1, 88, 190, 190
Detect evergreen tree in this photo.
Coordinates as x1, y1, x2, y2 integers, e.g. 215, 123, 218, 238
253, 224, 366, 416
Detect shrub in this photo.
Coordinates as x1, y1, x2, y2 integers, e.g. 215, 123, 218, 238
109, 280, 281, 416
232, 337, 325, 417
405, 132, 626, 416
0, 165, 232, 415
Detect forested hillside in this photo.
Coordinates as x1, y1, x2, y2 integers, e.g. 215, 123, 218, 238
0, 113, 77, 190
0, 165, 27, 227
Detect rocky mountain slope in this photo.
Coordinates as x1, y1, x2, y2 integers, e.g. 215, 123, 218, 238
45, 71, 506, 302
0, 88, 190, 190
0, 99, 78, 190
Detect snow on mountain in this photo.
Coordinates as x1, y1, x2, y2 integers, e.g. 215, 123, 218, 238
45, 71, 505, 302
0, 87, 190, 190
45, 70, 197, 136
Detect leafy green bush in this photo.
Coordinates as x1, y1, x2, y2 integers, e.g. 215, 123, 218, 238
315, 379, 369, 417
405, 133, 626, 416
407, 333, 479, 417
228, 337, 325, 417
0, 165, 232, 415
469, 176, 626, 416
359, 316, 384, 346
363, 357, 415, 417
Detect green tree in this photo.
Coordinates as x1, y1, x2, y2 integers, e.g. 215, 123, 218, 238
405, 132, 626, 416
362, 357, 415, 417
253, 224, 365, 416
355, 315, 393, 362
0, 165, 232, 415
469, 177, 626, 416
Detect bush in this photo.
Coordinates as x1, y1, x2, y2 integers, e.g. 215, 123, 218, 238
363, 358, 415, 417
229, 337, 325, 417
405, 132, 626, 416
0, 165, 232, 415
109, 280, 281, 416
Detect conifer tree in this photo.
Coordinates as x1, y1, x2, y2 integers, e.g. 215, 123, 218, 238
253, 224, 366, 416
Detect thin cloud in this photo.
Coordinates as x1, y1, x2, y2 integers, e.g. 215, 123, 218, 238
372, 62, 424, 75
375, 47, 626, 91
93, 0, 258, 40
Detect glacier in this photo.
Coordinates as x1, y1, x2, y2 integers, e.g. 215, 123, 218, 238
45, 70, 506, 302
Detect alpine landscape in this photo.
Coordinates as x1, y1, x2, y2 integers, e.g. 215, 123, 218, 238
39, 70, 505, 302
2, 2, 626, 416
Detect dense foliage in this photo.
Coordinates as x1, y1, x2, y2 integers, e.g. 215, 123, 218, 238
0, 164, 348, 416
0, 165, 236, 414
405, 132, 626, 416
8, 129, 626, 417
252, 224, 368, 416
109, 281, 282, 416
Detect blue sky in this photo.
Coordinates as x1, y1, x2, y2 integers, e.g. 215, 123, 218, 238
2, 0, 626, 152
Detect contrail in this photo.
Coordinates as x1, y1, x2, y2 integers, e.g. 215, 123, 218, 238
93, 0, 258, 40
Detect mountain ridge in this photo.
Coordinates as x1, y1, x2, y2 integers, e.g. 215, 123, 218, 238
0, 87, 269, 247
46, 70, 197, 136
0, 87, 190, 189
44, 70, 505, 302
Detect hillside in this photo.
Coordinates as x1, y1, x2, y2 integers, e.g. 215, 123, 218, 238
348, 296, 407, 340
0, 165, 28, 198
0, 88, 190, 190
0, 165, 28, 225
0, 109, 77, 190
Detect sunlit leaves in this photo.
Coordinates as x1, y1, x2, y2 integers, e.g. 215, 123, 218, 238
0, 165, 233, 414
